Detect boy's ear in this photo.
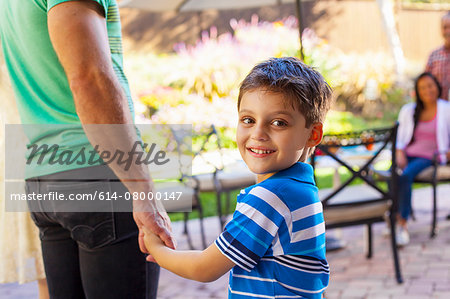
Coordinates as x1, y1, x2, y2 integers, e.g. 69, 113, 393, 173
306, 123, 323, 147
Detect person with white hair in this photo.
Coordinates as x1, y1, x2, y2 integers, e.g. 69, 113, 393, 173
425, 11, 450, 101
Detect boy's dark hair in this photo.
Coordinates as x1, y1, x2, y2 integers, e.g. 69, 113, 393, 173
238, 57, 333, 127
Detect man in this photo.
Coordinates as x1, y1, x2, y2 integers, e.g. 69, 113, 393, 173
425, 11, 450, 101
425, 11, 450, 221
0, 0, 174, 298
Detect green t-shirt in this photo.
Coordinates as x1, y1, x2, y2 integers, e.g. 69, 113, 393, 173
0, 0, 134, 179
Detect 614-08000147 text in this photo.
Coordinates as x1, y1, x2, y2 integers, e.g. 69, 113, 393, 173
10, 191, 183, 201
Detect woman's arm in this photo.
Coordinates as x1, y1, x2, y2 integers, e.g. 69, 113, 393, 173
144, 229, 235, 283
396, 103, 415, 151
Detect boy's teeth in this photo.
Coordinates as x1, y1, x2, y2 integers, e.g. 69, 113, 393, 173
250, 148, 273, 154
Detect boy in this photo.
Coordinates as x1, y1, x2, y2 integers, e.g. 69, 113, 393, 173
144, 57, 333, 298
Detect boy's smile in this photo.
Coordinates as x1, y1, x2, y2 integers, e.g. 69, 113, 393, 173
237, 89, 315, 183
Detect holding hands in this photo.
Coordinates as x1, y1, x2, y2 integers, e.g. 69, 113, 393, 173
133, 195, 176, 262
142, 227, 167, 263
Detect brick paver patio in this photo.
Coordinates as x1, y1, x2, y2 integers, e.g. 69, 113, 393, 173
1, 185, 449, 299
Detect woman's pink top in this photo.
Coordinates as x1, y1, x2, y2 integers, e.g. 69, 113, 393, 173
405, 116, 438, 160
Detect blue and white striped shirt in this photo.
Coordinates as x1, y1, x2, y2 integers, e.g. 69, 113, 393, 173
215, 162, 329, 298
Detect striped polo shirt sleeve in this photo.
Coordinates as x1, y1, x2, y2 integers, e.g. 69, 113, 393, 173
215, 186, 288, 271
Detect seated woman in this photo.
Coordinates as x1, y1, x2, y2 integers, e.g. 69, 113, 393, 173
396, 72, 450, 246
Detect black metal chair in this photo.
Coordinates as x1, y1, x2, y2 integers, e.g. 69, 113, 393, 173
371, 151, 450, 238
413, 154, 450, 238
311, 124, 403, 284
166, 124, 256, 247
211, 130, 256, 229
188, 125, 256, 229
156, 125, 207, 249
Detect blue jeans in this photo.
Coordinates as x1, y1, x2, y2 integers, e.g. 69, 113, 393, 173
26, 165, 160, 299
398, 156, 433, 220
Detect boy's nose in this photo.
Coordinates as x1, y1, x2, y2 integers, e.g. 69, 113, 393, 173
250, 125, 269, 141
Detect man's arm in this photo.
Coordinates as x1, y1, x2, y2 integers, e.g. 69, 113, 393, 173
47, 0, 175, 254
48, 1, 129, 125
144, 229, 235, 282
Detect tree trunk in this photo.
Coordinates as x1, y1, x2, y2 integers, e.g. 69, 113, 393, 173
376, 0, 405, 82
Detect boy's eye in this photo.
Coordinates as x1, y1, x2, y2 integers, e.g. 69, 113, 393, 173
241, 117, 254, 124
272, 120, 287, 127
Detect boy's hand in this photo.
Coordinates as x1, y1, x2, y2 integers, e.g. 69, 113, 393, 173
133, 196, 176, 262
143, 227, 166, 263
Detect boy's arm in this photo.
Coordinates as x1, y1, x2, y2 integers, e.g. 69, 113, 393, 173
144, 230, 235, 283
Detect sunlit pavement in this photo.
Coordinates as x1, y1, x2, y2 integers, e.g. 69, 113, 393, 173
1, 185, 449, 299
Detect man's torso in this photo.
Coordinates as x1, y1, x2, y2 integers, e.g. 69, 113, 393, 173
0, 0, 134, 178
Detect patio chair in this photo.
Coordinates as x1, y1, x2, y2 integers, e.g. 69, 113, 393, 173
186, 125, 257, 229
155, 125, 207, 249
371, 152, 450, 238
411, 153, 450, 238
155, 179, 205, 249
311, 124, 403, 284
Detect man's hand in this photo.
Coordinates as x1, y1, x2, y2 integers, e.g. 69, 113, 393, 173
133, 198, 176, 262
